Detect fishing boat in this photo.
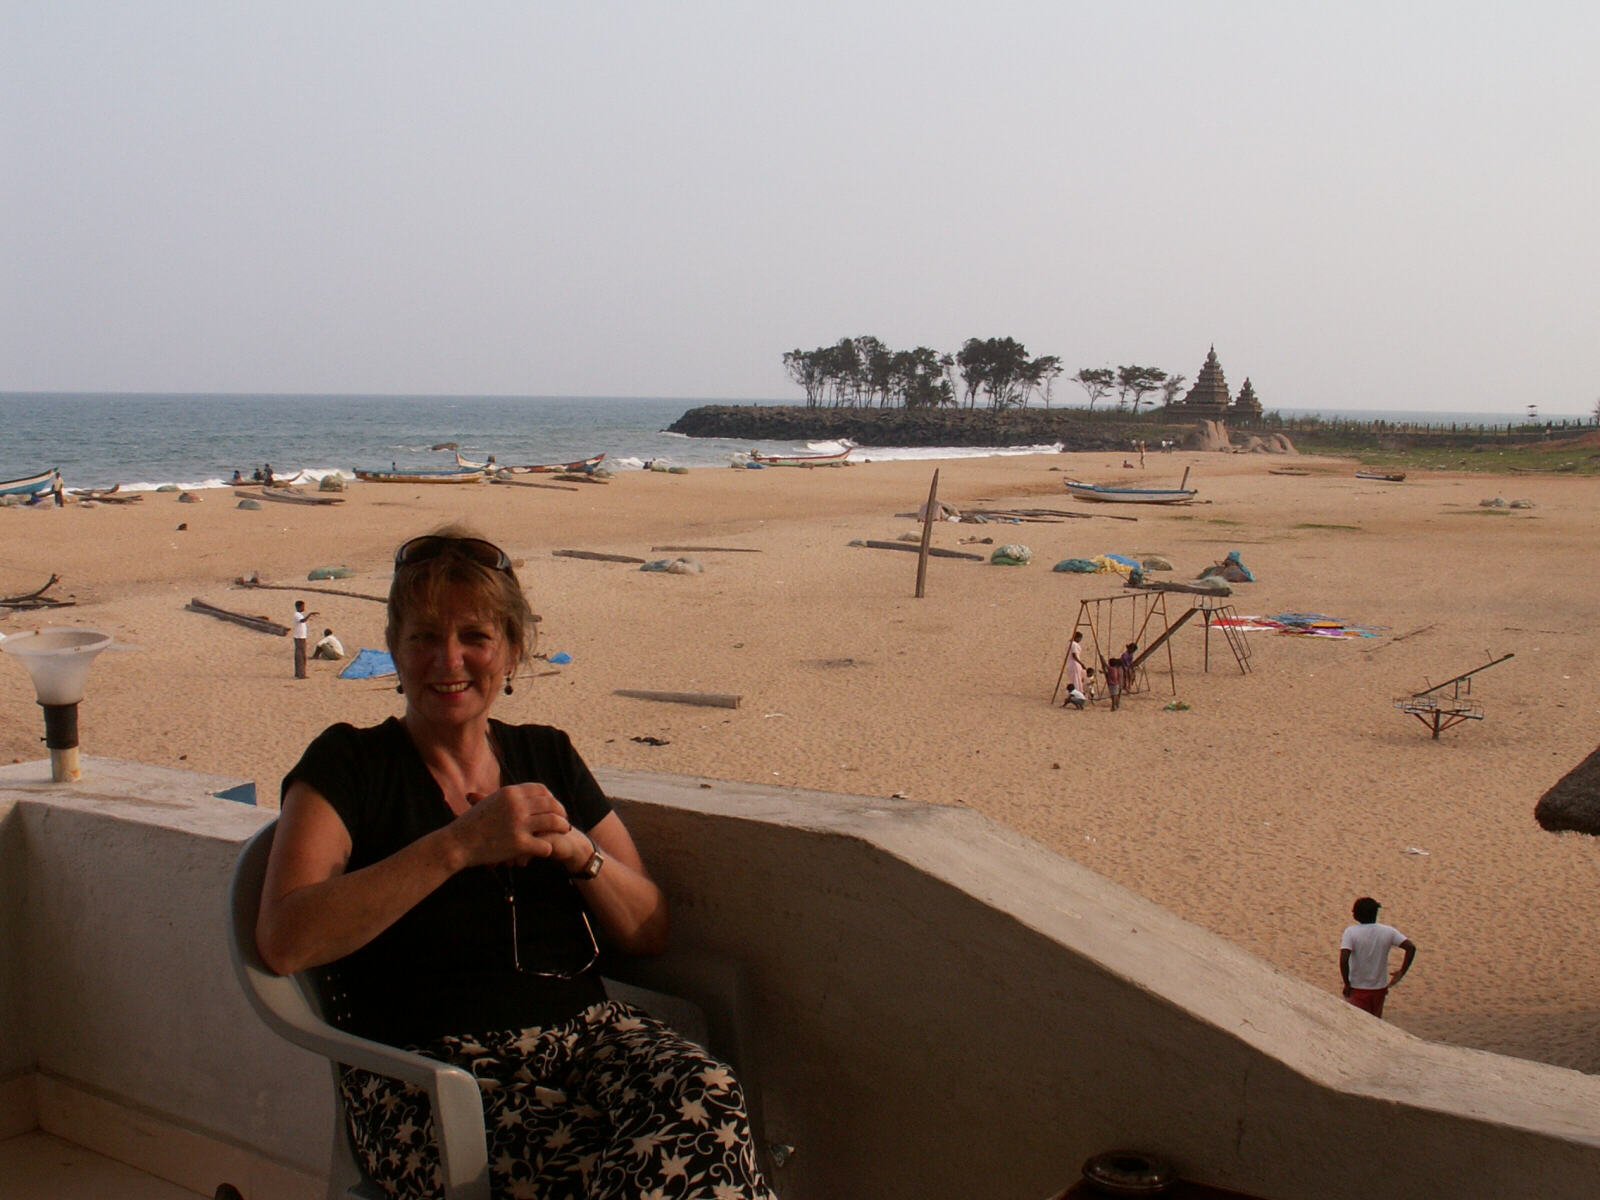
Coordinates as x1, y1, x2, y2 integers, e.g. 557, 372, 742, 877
1354, 470, 1406, 482
454, 451, 606, 474
0, 468, 60, 498
748, 447, 852, 468
244, 487, 345, 506
352, 466, 488, 484
1064, 470, 1196, 505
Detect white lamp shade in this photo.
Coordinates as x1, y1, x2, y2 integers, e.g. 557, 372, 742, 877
0, 628, 114, 705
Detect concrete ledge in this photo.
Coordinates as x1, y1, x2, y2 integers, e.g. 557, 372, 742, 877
5, 757, 1600, 1200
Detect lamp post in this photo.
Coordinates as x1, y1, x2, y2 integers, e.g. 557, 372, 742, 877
1, 627, 113, 782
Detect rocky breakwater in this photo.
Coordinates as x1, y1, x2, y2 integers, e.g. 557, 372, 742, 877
668, 405, 1194, 450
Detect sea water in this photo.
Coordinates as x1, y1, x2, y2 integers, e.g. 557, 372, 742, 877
0, 392, 1555, 492
0, 393, 1067, 492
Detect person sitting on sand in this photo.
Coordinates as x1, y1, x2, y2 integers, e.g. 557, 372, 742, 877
310, 628, 345, 660
256, 528, 773, 1200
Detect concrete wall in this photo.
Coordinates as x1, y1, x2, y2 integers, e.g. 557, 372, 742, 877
3, 758, 1600, 1200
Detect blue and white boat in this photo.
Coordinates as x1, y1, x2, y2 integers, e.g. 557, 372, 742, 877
0, 468, 60, 498
1064, 477, 1196, 505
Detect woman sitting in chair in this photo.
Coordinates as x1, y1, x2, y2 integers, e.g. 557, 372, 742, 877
256, 528, 772, 1200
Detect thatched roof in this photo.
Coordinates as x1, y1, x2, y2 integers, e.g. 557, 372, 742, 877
1534, 743, 1600, 835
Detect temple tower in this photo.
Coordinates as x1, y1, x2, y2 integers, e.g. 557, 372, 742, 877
1232, 377, 1262, 420
1172, 346, 1231, 417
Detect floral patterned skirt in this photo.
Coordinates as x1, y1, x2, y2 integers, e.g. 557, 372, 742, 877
339, 1000, 774, 1200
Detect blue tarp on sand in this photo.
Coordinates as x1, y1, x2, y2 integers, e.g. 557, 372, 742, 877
338, 648, 397, 680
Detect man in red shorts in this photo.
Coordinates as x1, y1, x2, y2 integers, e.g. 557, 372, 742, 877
1339, 896, 1417, 1018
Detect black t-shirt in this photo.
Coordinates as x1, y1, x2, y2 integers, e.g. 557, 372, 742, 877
282, 717, 612, 1046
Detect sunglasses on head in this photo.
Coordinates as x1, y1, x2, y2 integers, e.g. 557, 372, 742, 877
394, 535, 512, 572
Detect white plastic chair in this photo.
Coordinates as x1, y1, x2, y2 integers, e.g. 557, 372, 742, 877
227, 822, 492, 1200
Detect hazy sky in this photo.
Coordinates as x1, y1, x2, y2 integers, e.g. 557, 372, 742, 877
4, 2, 1596, 413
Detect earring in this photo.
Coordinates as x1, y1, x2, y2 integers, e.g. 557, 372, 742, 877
395, 682, 404, 694
504, 677, 514, 696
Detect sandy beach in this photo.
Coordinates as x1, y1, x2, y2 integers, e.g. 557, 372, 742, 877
3, 452, 1597, 1073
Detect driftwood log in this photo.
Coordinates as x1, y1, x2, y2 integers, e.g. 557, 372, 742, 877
491, 477, 581, 492
650, 545, 761, 553
0, 574, 74, 610
185, 597, 290, 635
614, 689, 742, 709
856, 540, 986, 562
233, 575, 388, 603
553, 549, 648, 564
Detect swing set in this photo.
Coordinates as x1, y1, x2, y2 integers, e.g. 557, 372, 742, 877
1051, 590, 1252, 708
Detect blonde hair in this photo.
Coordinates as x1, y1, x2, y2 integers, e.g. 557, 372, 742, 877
385, 526, 534, 673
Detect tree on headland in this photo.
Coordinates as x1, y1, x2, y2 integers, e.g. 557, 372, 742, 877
1115, 365, 1168, 413
894, 347, 955, 409
783, 336, 1059, 410
1073, 367, 1115, 411
783, 348, 827, 407
958, 337, 1042, 410
1027, 355, 1063, 408
1159, 373, 1187, 407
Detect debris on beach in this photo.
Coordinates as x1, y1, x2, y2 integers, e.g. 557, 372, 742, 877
640, 557, 703, 574
850, 539, 985, 561
234, 572, 388, 603
184, 597, 288, 636
307, 565, 354, 580
616, 688, 740, 709
630, 735, 671, 746
1198, 550, 1254, 583
0, 574, 74, 611
554, 549, 648, 564
990, 544, 1032, 566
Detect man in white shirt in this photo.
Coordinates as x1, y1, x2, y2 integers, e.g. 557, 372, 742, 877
1340, 896, 1417, 1018
311, 628, 345, 660
292, 600, 317, 678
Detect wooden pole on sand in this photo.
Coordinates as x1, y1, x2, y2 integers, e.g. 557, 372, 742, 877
916, 469, 940, 599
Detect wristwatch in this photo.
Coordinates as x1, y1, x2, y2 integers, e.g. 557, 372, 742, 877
571, 847, 605, 880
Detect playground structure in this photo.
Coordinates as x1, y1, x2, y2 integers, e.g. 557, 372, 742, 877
1052, 590, 1251, 708
1393, 652, 1514, 739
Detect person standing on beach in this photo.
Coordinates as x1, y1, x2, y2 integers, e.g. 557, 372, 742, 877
1064, 631, 1088, 708
1340, 897, 1416, 1018
292, 600, 318, 679
1107, 642, 1137, 711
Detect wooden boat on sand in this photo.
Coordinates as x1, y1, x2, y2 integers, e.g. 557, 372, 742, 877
1, 468, 61, 498
749, 448, 852, 468
241, 487, 344, 506
1354, 470, 1406, 482
1064, 470, 1196, 505
455, 451, 605, 475
353, 466, 487, 484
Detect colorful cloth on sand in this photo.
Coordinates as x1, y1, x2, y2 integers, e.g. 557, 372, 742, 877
1212, 612, 1385, 639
